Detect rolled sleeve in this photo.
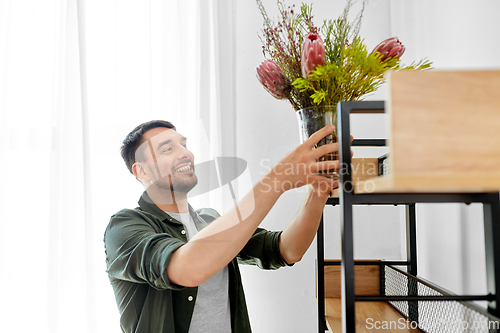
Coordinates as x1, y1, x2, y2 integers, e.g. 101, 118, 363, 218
104, 209, 185, 290
237, 228, 293, 270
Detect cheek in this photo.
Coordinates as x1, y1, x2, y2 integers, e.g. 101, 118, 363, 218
151, 160, 174, 176
166, 162, 175, 174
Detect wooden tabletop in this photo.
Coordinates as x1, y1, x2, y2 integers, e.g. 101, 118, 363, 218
325, 298, 423, 332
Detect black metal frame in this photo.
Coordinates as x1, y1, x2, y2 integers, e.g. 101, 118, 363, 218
316, 101, 500, 332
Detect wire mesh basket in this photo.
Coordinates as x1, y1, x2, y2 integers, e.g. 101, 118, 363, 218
383, 265, 500, 333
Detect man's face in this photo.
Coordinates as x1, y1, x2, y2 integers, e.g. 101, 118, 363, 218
136, 127, 197, 193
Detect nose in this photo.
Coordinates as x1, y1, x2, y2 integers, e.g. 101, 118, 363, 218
177, 144, 193, 160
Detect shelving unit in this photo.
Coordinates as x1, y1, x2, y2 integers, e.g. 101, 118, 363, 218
315, 69, 500, 332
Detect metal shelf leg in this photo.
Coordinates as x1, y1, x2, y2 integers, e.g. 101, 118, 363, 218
406, 203, 419, 325
341, 193, 355, 332
483, 193, 500, 321
317, 215, 327, 332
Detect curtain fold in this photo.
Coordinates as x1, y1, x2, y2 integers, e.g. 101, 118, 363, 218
0, 0, 94, 331
76, 0, 97, 329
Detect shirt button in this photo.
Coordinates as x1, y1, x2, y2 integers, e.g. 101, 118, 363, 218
188, 296, 194, 301
181, 230, 186, 235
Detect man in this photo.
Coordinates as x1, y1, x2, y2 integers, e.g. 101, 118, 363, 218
104, 120, 342, 333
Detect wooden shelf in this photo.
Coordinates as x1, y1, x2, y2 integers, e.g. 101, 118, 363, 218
325, 298, 422, 332
354, 175, 500, 194
386, 70, 500, 191
330, 70, 500, 196
321, 261, 380, 298
320, 261, 423, 332
372, 70, 500, 194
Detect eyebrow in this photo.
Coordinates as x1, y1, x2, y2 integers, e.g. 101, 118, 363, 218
156, 136, 187, 150
156, 139, 171, 150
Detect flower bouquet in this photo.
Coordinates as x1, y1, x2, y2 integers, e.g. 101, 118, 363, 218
256, 0, 432, 179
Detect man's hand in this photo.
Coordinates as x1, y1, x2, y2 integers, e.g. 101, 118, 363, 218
265, 125, 345, 194
278, 130, 354, 264
308, 132, 354, 198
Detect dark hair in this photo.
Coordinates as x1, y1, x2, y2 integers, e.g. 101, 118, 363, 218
120, 120, 176, 174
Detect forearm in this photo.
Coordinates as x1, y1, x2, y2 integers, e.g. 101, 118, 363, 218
167, 125, 341, 286
167, 175, 282, 287
279, 186, 329, 264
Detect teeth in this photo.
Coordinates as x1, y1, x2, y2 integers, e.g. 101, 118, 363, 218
175, 165, 192, 172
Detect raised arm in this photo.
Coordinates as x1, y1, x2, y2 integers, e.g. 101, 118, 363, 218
167, 125, 340, 287
278, 136, 353, 264
278, 184, 332, 264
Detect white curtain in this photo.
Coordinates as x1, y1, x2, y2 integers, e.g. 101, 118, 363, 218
0, 0, 234, 332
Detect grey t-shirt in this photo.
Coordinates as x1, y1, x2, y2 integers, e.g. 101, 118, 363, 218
167, 211, 231, 333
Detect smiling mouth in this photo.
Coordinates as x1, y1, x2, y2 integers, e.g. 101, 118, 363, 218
174, 163, 193, 173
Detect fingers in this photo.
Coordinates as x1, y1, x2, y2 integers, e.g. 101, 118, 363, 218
312, 142, 339, 159
311, 136, 355, 160
274, 128, 355, 193
309, 160, 340, 173
303, 125, 336, 150
307, 175, 339, 192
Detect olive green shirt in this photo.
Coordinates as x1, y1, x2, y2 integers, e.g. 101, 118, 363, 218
104, 192, 291, 333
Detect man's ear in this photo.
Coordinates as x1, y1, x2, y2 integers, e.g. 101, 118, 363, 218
132, 162, 148, 183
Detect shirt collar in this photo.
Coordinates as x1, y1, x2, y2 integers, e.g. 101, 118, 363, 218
138, 191, 200, 225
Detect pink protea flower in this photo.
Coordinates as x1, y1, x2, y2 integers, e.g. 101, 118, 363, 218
301, 33, 326, 79
256, 60, 291, 100
371, 37, 406, 62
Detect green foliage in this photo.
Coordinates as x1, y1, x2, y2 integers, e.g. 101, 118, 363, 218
293, 38, 432, 106
323, 0, 365, 66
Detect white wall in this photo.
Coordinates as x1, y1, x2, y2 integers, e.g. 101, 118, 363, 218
234, 0, 500, 331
